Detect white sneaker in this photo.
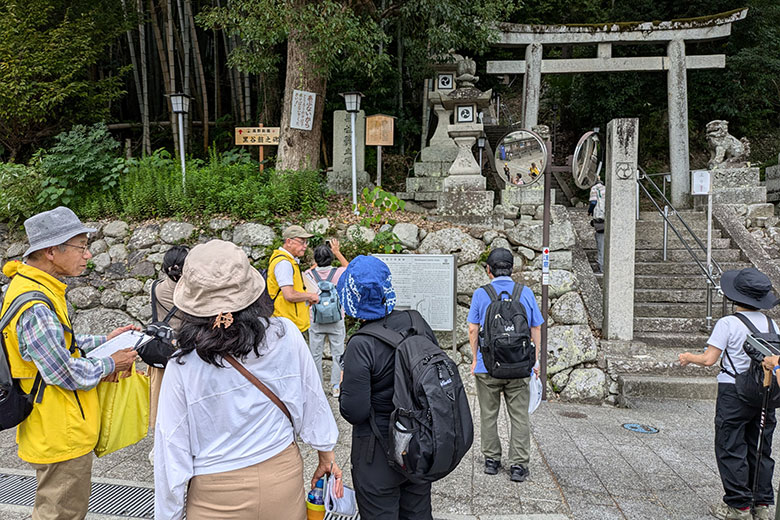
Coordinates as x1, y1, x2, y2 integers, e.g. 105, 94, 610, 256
710, 502, 751, 520
331, 386, 340, 398
148, 447, 154, 466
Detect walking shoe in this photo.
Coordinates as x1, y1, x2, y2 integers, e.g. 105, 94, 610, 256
509, 464, 529, 483
331, 386, 340, 398
709, 502, 751, 520
752, 505, 770, 520
484, 458, 501, 475
148, 447, 154, 466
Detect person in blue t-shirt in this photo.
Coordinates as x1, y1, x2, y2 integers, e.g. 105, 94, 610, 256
467, 247, 543, 483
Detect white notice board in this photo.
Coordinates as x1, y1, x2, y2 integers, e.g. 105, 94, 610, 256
373, 254, 456, 332
290, 89, 316, 131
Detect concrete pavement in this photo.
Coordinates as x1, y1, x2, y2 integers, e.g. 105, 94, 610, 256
1, 393, 779, 519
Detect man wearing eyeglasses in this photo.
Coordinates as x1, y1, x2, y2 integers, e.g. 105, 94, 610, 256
266, 225, 319, 333
1, 206, 139, 520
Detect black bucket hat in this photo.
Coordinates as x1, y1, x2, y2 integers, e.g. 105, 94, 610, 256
720, 268, 779, 310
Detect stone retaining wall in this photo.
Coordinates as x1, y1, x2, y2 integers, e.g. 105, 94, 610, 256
0, 209, 609, 403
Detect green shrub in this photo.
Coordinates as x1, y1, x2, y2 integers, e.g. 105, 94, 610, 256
35, 123, 122, 208
0, 162, 45, 225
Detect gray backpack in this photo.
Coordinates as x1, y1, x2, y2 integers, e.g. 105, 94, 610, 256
311, 268, 342, 324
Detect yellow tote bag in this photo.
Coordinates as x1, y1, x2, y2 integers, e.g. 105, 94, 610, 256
94, 367, 150, 458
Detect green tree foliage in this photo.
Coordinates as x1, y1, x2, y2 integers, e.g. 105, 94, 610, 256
0, 0, 126, 161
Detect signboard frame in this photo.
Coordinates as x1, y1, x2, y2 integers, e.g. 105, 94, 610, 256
290, 89, 317, 131
234, 127, 280, 146
365, 114, 395, 147
372, 253, 458, 351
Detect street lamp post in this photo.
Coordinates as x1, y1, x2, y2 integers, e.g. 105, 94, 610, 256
477, 135, 486, 174
340, 91, 363, 214
169, 93, 190, 188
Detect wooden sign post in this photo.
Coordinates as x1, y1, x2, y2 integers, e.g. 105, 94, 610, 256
235, 126, 281, 171
365, 114, 395, 187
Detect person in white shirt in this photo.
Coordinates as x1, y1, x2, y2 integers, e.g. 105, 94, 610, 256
679, 268, 779, 520
588, 178, 606, 274
154, 239, 343, 520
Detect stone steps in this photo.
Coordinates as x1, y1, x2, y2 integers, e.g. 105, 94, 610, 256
633, 331, 712, 349
627, 227, 724, 242
604, 342, 720, 377
635, 261, 750, 275
619, 374, 718, 402
634, 288, 708, 303
634, 302, 726, 318
634, 236, 732, 249
634, 316, 709, 333
634, 275, 713, 289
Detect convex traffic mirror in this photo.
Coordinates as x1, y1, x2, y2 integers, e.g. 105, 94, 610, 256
495, 129, 547, 188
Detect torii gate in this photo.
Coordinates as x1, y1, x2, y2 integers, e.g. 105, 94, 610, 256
486, 8, 748, 208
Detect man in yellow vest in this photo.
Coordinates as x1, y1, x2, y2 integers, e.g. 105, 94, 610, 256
266, 225, 319, 332
2, 207, 138, 520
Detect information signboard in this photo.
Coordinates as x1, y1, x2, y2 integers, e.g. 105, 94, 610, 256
290, 89, 316, 131
365, 114, 395, 146
373, 254, 456, 332
234, 127, 280, 146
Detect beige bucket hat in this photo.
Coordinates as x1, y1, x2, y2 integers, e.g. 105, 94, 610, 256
173, 239, 265, 317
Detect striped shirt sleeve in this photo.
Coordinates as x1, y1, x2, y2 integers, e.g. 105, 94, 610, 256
16, 304, 114, 391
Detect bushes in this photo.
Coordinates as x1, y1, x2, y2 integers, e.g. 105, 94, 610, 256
0, 141, 331, 223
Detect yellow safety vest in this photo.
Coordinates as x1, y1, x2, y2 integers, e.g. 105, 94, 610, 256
266, 249, 310, 332
1, 261, 101, 464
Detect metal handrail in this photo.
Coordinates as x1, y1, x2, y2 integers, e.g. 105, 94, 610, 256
636, 168, 726, 330
637, 167, 724, 277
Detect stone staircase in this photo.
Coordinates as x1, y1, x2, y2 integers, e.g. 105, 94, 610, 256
570, 208, 752, 403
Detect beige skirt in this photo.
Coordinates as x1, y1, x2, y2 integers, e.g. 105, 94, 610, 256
186, 443, 306, 520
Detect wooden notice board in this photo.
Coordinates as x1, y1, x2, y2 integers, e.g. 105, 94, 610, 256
365, 114, 395, 147
234, 127, 280, 146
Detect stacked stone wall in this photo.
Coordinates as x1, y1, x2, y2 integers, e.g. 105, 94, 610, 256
0, 208, 608, 402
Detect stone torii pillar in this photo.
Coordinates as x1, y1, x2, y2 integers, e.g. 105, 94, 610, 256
522, 43, 542, 129
667, 39, 690, 208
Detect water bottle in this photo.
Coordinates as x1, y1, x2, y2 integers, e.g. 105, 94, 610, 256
306, 478, 325, 520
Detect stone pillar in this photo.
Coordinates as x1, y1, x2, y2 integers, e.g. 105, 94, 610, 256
522, 43, 542, 129
429, 104, 454, 147
327, 110, 370, 195
667, 39, 691, 208
603, 118, 639, 341
443, 123, 485, 191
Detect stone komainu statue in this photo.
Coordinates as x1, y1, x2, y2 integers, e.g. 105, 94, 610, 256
706, 120, 750, 170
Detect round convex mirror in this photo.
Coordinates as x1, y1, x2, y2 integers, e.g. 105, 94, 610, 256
572, 131, 603, 189
495, 130, 547, 188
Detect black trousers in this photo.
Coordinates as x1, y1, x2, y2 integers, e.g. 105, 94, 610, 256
715, 382, 777, 508
351, 434, 432, 520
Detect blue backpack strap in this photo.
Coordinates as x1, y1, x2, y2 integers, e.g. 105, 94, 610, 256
311, 269, 323, 283
325, 267, 338, 283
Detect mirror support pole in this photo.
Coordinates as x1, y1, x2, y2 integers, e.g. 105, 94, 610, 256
540, 137, 552, 400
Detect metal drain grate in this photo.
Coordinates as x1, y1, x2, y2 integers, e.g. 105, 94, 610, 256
0, 473, 154, 518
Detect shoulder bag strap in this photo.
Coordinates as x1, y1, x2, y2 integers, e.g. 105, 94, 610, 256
734, 312, 761, 335
352, 320, 406, 348
150, 280, 161, 322
767, 315, 778, 334
223, 354, 293, 425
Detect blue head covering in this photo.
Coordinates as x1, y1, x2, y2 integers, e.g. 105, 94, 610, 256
337, 255, 396, 320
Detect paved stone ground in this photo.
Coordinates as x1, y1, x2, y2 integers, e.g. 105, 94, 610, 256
2, 392, 780, 519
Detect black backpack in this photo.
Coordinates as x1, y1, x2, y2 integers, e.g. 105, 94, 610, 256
478, 283, 535, 379
138, 280, 179, 369
353, 310, 473, 484
722, 313, 780, 408
0, 291, 52, 431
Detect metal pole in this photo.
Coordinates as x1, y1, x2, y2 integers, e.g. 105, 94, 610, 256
178, 112, 186, 188
663, 205, 669, 262
377, 145, 382, 187
540, 138, 551, 400
636, 180, 640, 221
706, 280, 713, 331
350, 111, 358, 214
707, 176, 713, 280
478, 147, 483, 174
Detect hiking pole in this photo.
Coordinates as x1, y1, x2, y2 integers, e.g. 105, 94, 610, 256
752, 367, 772, 510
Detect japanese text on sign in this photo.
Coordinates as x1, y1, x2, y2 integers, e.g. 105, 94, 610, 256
373, 254, 456, 331
235, 127, 280, 146
365, 114, 395, 146
290, 90, 316, 131
542, 247, 550, 274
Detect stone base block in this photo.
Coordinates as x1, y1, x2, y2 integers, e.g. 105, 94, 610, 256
443, 174, 485, 191
413, 161, 450, 177
438, 190, 495, 226
501, 185, 545, 206
406, 177, 444, 193
767, 165, 780, 202
711, 167, 760, 188
696, 186, 767, 206
421, 144, 459, 163
326, 169, 371, 195
397, 191, 441, 203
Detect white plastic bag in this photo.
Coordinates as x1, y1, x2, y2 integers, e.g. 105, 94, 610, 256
528, 361, 542, 414
325, 473, 358, 516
